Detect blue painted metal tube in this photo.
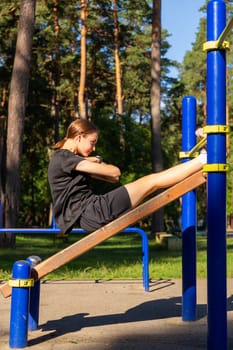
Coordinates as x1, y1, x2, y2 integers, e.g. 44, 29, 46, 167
122, 227, 149, 292
181, 96, 197, 321
206, 1, 227, 349
0, 228, 87, 234
26, 256, 42, 331
0, 227, 149, 291
9, 260, 31, 348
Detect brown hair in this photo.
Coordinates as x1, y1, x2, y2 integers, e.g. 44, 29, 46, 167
53, 119, 99, 149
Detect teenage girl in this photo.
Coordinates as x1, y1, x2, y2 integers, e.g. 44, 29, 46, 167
48, 119, 206, 233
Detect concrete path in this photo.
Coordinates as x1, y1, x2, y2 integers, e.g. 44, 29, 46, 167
1, 279, 233, 349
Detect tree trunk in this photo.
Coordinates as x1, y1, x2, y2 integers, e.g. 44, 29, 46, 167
2, 0, 36, 248
51, 0, 60, 142
78, 0, 88, 119
113, 0, 124, 147
0, 87, 7, 227
150, 0, 164, 237
113, 0, 123, 116
71, 39, 80, 119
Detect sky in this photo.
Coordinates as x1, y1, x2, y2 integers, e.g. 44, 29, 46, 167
162, 0, 205, 65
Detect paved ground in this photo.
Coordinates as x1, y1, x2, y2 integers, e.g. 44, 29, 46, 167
1, 279, 233, 349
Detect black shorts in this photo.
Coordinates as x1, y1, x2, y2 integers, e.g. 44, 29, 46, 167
79, 186, 131, 232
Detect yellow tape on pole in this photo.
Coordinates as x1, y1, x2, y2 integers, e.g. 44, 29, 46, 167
203, 16, 233, 52
203, 125, 230, 134
203, 163, 229, 173
8, 278, 34, 288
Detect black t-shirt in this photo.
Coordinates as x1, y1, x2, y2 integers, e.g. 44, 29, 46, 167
48, 149, 95, 233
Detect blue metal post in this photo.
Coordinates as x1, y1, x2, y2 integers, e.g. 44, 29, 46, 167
9, 260, 31, 348
206, 1, 227, 349
26, 256, 42, 331
123, 227, 149, 292
181, 96, 197, 321
52, 214, 58, 229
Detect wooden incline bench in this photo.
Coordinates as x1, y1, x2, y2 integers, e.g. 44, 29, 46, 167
0, 170, 206, 298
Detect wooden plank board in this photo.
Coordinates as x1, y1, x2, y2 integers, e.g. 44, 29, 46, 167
0, 170, 206, 298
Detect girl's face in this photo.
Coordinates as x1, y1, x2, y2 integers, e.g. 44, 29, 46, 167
75, 132, 98, 156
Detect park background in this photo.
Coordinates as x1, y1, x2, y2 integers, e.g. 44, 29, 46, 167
0, 0, 233, 250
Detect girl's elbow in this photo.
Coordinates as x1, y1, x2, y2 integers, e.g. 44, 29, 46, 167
109, 166, 121, 182
112, 169, 121, 182
116, 169, 121, 178
110, 175, 120, 183
112, 166, 121, 177
115, 175, 120, 182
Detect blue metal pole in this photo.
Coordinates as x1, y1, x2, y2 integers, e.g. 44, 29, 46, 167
9, 260, 31, 348
206, 1, 227, 349
52, 214, 58, 229
181, 96, 197, 321
26, 256, 42, 331
123, 227, 149, 292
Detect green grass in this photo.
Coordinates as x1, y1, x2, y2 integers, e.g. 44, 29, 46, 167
1, 233, 233, 281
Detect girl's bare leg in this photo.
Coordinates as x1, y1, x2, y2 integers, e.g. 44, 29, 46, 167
124, 157, 204, 208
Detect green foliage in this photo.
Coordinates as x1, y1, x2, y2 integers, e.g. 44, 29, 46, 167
180, 17, 206, 127
180, 3, 233, 223
0, 0, 210, 229
1, 234, 233, 280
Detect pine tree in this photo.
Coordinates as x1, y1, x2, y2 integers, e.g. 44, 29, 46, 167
3, 0, 36, 247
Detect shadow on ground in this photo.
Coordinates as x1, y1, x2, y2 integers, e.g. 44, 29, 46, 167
29, 294, 208, 347
26, 281, 233, 348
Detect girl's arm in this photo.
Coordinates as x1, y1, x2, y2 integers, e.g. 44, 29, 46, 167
90, 173, 120, 184
75, 158, 121, 183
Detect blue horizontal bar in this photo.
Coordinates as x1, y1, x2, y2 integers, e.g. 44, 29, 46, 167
0, 228, 86, 234
0, 226, 149, 292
